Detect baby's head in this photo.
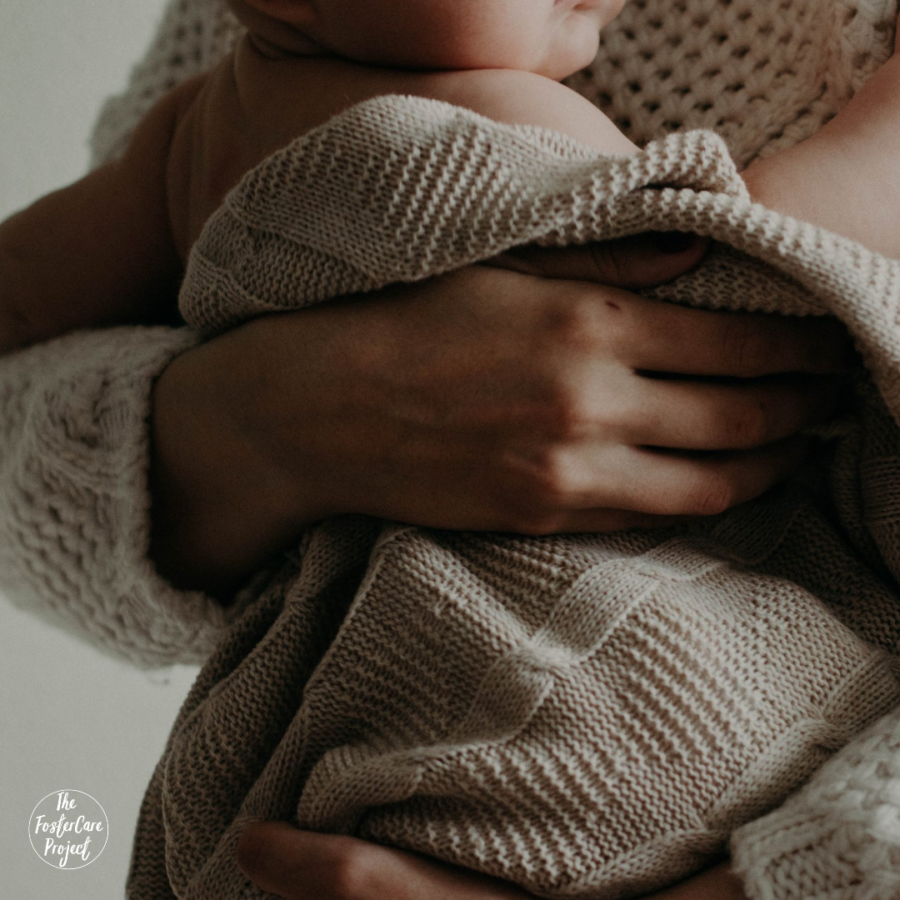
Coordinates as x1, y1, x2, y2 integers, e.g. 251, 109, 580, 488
228, 0, 625, 81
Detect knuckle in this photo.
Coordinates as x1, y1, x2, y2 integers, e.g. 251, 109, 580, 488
533, 366, 607, 442
682, 470, 736, 517
542, 297, 600, 356
543, 388, 594, 441
721, 401, 769, 447
722, 318, 769, 377
529, 448, 583, 508
496, 449, 582, 533
326, 843, 378, 900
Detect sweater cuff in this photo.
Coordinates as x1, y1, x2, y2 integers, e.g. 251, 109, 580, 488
730, 706, 900, 900
0, 324, 239, 667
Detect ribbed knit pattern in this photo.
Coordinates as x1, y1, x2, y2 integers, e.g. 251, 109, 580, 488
2, 0, 899, 897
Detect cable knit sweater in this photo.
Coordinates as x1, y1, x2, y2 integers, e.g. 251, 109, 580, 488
2, 0, 900, 898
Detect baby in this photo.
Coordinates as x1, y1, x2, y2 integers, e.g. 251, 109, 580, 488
0, 0, 899, 356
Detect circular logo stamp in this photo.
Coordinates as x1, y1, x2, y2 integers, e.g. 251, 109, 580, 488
28, 790, 109, 869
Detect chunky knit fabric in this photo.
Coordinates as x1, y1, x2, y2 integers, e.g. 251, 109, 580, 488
1, 0, 899, 898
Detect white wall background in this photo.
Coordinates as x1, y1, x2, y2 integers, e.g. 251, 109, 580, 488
0, 2, 201, 897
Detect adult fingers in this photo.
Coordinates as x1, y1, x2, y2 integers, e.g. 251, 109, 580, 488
508, 437, 812, 533
491, 239, 853, 377
608, 295, 853, 377
237, 823, 535, 900
620, 374, 845, 449
646, 861, 749, 900
491, 232, 709, 289
586, 438, 813, 517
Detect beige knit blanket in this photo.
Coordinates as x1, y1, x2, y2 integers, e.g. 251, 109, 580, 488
128, 98, 900, 900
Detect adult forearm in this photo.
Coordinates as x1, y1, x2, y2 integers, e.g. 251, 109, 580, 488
0, 157, 182, 354
148, 321, 318, 600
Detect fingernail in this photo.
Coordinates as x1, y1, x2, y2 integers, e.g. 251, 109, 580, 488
653, 231, 699, 254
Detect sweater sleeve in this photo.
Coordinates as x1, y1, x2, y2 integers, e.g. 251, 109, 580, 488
0, 0, 246, 667
0, 325, 239, 667
730, 704, 900, 900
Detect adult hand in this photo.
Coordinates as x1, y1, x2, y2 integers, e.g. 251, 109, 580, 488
235, 822, 748, 900
149, 232, 850, 597
236, 823, 533, 899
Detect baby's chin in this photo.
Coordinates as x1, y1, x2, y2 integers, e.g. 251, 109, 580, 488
539, 28, 601, 80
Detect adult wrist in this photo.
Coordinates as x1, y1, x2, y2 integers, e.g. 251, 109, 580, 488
148, 325, 316, 600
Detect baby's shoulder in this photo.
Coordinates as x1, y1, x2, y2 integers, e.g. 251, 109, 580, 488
422, 69, 583, 113
414, 69, 636, 154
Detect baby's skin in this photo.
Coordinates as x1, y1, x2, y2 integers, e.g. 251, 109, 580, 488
0, 0, 898, 353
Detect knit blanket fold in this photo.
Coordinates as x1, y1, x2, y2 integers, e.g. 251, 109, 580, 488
128, 96, 900, 900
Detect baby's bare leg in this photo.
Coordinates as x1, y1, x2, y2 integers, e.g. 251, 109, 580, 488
743, 14, 900, 259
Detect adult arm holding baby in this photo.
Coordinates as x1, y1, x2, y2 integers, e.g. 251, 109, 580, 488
155, 2, 900, 898
148, 0, 900, 610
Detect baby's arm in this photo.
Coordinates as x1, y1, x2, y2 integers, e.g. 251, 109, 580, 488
743, 15, 900, 259
0, 79, 195, 353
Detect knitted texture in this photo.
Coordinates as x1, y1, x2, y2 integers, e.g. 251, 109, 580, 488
731, 710, 900, 900
138, 14, 900, 900
574, 0, 894, 168
1, 0, 898, 896
0, 321, 237, 667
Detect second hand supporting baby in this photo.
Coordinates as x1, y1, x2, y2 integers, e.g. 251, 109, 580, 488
1, 0, 899, 357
